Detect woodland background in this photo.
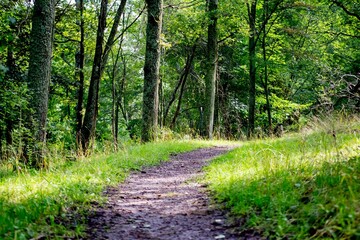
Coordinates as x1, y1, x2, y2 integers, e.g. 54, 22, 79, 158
0, 0, 359, 165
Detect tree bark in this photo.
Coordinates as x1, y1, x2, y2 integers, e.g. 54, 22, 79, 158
101, 0, 127, 71
170, 44, 197, 129
80, 0, 107, 153
141, 0, 163, 142
75, 0, 85, 144
247, 0, 257, 138
204, 0, 218, 139
163, 43, 197, 127
80, 0, 128, 153
27, 0, 55, 166
262, 0, 272, 134
110, 41, 123, 151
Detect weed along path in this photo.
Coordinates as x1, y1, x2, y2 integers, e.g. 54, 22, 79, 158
86, 146, 241, 240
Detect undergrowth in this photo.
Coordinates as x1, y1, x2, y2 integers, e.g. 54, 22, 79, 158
0, 140, 210, 239
204, 115, 360, 239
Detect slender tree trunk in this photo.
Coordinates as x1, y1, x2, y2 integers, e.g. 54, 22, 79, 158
5, 48, 15, 148
170, 44, 197, 129
27, 0, 55, 166
159, 76, 164, 128
141, 0, 163, 142
80, 0, 107, 152
163, 71, 186, 126
120, 53, 128, 123
262, 0, 272, 134
163, 43, 197, 126
247, 0, 257, 138
204, 0, 218, 139
80, 0, 128, 153
112, 72, 118, 150
75, 0, 85, 144
111, 44, 123, 150
101, 0, 127, 71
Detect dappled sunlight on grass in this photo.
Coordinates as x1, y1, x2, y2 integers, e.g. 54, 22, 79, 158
0, 140, 211, 239
205, 118, 360, 238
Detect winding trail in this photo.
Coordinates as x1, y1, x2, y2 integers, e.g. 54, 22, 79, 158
86, 146, 241, 239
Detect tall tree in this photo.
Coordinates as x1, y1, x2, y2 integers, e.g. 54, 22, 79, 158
204, 0, 218, 139
75, 0, 85, 144
80, 0, 127, 152
246, 0, 257, 138
261, 0, 272, 133
80, 0, 108, 152
27, 0, 55, 166
141, 0, 163, 142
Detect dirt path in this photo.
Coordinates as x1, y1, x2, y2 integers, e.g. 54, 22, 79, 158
86, 146, 241, 239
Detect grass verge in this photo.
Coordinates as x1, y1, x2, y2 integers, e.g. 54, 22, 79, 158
204, 116, 360, 239
0, 140, 210, 239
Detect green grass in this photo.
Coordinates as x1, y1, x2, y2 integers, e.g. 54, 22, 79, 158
0, 140, 211, 240
204, 116, 360, 239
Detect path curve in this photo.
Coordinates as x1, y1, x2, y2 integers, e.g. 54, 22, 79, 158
86, 146, 240, 239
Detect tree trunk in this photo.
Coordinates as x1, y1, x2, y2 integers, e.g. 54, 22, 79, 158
101, 0, 127, 71
204, 0, 218, 139
80, 0, 107, 153
27, 0, 55, 167
80, 0, 128, 153
170, 44, 197, 129
75, 0, 85, 144
163, 43, 197, 126
5, 47, 15, 148
163, 71, 186, 126
262, 0, 272, 134
141, 0, 163, 142
111, 44, 123, 151
247, 0, 257, 138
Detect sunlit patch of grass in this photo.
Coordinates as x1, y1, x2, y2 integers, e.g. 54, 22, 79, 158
204, 115, 360, 239
0, 140, 212, 239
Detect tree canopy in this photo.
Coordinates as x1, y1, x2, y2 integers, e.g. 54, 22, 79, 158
0, 0, 359, 159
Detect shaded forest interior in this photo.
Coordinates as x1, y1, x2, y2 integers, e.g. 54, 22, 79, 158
0, 0, 359, 163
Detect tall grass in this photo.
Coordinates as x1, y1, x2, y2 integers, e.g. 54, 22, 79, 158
0, 140, 210, 239
204, 115, 360, 239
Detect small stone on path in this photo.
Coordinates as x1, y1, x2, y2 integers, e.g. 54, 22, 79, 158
86, 147, 244, 240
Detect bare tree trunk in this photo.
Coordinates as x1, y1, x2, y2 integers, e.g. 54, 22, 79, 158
80, 0, 128, 153
110, 43, 123, 151
75, 0, 85, 144
101, 0, 127, 71
170, 44, 197, 129
163, 43, 197, 126
163, 71, 186, 126
141, 0, 163, 142
120, 53, 128, 123
204, 0, 218, 139
247, 0, 257, 138
80, 0, 107, 153
112, 70, 118, 150
27, 0, 55, 167
5, 47, 16, 148
262, 0, 272, 134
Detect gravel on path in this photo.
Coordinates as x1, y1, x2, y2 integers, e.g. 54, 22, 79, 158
86, 146, 254, 240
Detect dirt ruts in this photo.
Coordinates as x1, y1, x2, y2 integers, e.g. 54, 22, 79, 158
85, 146, 250, 239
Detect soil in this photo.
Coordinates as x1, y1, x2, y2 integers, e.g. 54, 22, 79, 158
85, 146, 261, 240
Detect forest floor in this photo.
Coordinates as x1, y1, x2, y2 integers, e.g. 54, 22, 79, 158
85, 146, 259, 240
